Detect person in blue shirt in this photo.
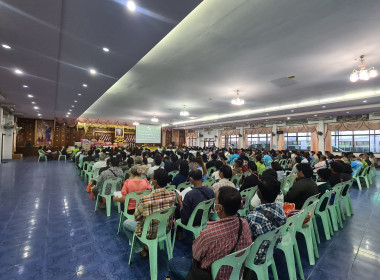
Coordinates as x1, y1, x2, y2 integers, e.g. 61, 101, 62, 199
263, 151, 272, 166
229, 149, 240, 164
172, 161, 189, 187
350, 155, 363, 176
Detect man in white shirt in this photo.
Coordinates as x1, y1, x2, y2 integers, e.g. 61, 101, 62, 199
92, 152, 107, 171
147, 155, 163, 179
211, 165, 235, 194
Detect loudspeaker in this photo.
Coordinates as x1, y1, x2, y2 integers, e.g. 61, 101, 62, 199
276, 130, 284, 134
317, 131, 323, 136
272, 132, 276, 136
199, 134, 204, 137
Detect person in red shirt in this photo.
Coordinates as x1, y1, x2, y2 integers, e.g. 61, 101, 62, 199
168, 187, 252, 280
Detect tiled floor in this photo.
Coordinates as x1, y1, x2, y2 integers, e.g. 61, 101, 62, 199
0, 159, 379, 280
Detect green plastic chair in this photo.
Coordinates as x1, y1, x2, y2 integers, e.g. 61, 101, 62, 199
117, 190, 151, 234
243, 171, 251, 178
94, 177, 123, 217
89, 167, 101, 184
352, 167, 364, 190
203, 178, 215, 188
301, 194, 320, 245
276, 214, 304, 280
338, 179, 355, 217
211, 243, 251, 280
294, 202, 319, 265
123, 169, 130, 181
58, 151, 66, 161
164, 185, 176, 192
207, 166, 217, 176
177, 181, 192, 192
281, 175, 296, 195
84, 162, 95, 182
128, 206, 176, 280
168, 170, 179, 177
245, 227, 282, 280
357, 166, 370, 189
238, 186, 257, 217
81, 161, 89, 177
172, 198, 215, 253
38, 151, 47, 162
314, 191, 334, 240
328, 184, 344, 231
231, 174, 243, 188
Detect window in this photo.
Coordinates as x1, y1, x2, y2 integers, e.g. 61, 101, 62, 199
247, 133, 271, 149
221, 135, 226, 148
331, 130, 380, 153
187, 137, 197, 147
204, 138, 215, 148
284, 132, 311, 151
228, 135, 239, 148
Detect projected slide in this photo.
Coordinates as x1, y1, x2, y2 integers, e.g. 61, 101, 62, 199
136, 124, 162, 144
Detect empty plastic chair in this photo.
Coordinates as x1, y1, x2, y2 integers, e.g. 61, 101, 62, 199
314, 191, 333, 240
207, 166, 217, 176
58, 151, 66, 161
94, 177, 123, 217
238, 186, 257, 217
231, 174, 243, 188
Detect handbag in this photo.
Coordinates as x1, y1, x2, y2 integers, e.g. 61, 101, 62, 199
186, 218, 243, 280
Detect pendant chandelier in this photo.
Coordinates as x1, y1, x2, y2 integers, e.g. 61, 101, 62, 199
151, 114, 158, 123
350, 55, 378, 82
180, 105, 189, 117
231, 90, 245, 106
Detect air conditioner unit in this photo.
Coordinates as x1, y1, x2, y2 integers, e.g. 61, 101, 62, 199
369, 112, 380, 120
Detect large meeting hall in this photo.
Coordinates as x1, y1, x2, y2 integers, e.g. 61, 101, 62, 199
1, 0, 380, 279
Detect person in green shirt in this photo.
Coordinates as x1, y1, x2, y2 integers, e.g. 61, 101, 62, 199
255, 154, 266, 175
71, 145, 79, 162
317, 168, 332, 195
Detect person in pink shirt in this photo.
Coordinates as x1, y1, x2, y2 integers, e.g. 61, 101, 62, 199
114, 166, 151, 214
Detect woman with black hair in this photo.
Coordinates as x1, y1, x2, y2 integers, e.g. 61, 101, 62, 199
172, 161, 189, 187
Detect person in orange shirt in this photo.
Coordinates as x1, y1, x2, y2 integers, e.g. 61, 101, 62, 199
114, 166, 151, 214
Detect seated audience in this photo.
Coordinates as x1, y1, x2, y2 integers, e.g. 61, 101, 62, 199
232, 159, 244, 177
350, 155, 363, 175
313, 155, 328, 172
147, 155, 163, 179
211, 165, 235, 194
271, 161, 285, 181
229, 149, 240, 164
206, 153, 220, 170
255, 155, 266, 174
250, 169, 284, 208
123, 169, 176, 258
317, 168, 333, 195
246, 177, 286, 264
284, 163, 318, 209
340, 162, 353, 181
329, 161, 343, 187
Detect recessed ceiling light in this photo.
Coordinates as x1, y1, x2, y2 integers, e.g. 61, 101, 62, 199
37, 113, 42, 116
363, 100, 367, 103
67, 112, 71, 115
2, 44, 11, 49
291, 110, 294, 112
74, 100, 78, 102
23, 85, 29, 88
14, 69, 23, 75
69, 109, 72, 112
127, 1, 136, 11
287, 117, 291, 120
322, 105, 326, 108
265, 120, 268, 122
27, 94, 34, 98
314, 114, 318, 116
346, 111, 350, 114
78, 93, 82, 96
102, 47, 109, 53
39, 117, 42, 119
66, 115, 69, 118
71, 105, 75, 108
31, 101, 36, 104
89, 68, 97, 75
82, 84, 87, 87
266, 113, 269, 116
33, 106, 39, 110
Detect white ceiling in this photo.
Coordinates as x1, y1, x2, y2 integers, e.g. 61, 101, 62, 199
0, 0, 202, 119
82, 0, 380, 128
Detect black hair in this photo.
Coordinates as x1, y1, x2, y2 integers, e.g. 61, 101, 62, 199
109, 156, 119, 167
219, 165, 233, 179
211, 153, 218, 160
248, 161, 257, 172
295, 157, 302, 164
258, 177, 281, 203
256, 155, 262, 162
271, 161, 283, 171
317, 168, 331, 181
179, 161, 189, 177
330, 161, 343, 173
154, 155, 162, 166
296, 163, 313, 178
143, 157, 148, 165
153, 168, 168, 187
261, 168, 278, 180
189, 169, 203, 181
235, 159, 243, 168
215, 161, 223, 170
341, 163, 353, 174
218, 186, 242, 216
127, 157, 134, 168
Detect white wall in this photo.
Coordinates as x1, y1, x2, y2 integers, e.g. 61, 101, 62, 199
0, 108, 15, 161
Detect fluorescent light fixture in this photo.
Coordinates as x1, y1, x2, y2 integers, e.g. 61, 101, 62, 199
2, 44, 11, 49
23, 85, 29, 88
83, 84, 87, 87
171, 89, 380, 126
14, 69, 23, 75
78, 93, 82, 96
33, 106, 39, 110
89, 68, 97, 75
103, 47, 109, 52
74, 100, 78, 102
314, 114, 318, 116
31, 101, 36, 104
127, 1, 136, 11
363, 100, 367, 103
27, 94, 34, 98
287, 117, 291, 120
